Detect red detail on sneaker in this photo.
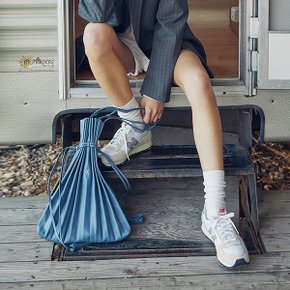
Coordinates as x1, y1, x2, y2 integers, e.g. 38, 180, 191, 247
219, 208, 226, 216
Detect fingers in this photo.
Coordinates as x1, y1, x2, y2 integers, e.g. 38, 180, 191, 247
143, 109, 152, 124
140, 107, 145, 118
152, 108, 163, 123
156, 108, 163, 122
141, 105, 154, 124
140, 96, 164, 124
143, 106, 163, 123
150, 109, 160, 123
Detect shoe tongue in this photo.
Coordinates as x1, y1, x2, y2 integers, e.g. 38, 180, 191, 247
218, 208, 227, 216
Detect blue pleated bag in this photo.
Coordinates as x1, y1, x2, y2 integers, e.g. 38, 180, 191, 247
37, 108, 148, 250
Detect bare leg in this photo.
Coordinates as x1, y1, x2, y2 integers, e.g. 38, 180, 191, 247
84, 23, 151, 166
83, 23, 135, 106
173, 49, 224, 171
174, 52, 250, 268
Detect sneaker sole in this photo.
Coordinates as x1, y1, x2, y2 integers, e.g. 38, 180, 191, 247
101, 140, 152, 167
218, 258, 249, 270
201, 223, 249, 269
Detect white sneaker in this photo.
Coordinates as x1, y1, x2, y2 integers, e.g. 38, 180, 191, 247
100, 122, 152, 166
201, 207, 250, 269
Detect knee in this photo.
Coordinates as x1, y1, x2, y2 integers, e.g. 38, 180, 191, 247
179, 69, 215, 107
179, 68, 211, 91
83, 23, 114, 58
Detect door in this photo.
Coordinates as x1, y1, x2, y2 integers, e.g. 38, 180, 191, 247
258, 0, 290, 89
60, 0, 259, 98
74, 0, 240, 81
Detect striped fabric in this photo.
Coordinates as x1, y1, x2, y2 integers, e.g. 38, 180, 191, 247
78, 0, 213, 103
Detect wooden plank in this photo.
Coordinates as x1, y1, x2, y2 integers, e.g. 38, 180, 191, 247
0, 178, 231, 244
0, 196, 47, 209
0, 177, 238, 240
259, 191, 290, 252
261, 234, 290, 252
260, 217, 290, 234
191, 0, 239, 77
125, 179, 203, 241
123, 177, 239, 240
1, 272, 290, 290
0, 209, 43, 226
0, 225, 46, 243
128, 177, 239, 199
1, 253, 290, 283
0, 243, 52, 263
259, 190, 290, 203
259, 201, 290, 218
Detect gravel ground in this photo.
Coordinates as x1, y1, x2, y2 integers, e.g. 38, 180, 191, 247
0, 138, 289, 198
251, 137, 290, 191
0, 140, 62, 197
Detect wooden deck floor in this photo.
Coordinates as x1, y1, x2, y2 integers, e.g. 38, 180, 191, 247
0, 189, 290, 289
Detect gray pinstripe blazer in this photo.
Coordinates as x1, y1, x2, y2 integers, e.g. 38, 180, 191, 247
79, 0, 213, 103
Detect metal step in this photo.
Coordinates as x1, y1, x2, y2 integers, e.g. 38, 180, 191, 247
102, 144, 254, 179
55, 177, 262, 262
52, 108, 260, 261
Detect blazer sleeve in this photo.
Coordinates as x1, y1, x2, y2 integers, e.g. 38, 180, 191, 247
140, 0, 188, 103
78, 0, 127, 29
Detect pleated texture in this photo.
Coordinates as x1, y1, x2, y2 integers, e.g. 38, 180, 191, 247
37, 117, 131, 250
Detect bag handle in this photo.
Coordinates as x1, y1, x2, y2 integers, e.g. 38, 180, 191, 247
90, 106, 117, 119
47, 108, 158, 247
97, 148, 131, 195
90, 107, 158, 206
90, 107, 159, 132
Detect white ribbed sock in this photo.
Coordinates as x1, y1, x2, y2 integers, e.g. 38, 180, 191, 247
116, 98, 144, 130
203, 170, 226, 218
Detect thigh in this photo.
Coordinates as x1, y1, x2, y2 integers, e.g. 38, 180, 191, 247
111, 31, 135, 73
84, 23, 135, 72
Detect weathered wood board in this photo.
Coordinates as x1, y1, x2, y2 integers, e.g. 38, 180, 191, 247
0, 186, 289, 290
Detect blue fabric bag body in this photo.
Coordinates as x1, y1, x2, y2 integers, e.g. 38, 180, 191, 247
37, 112, 133, 250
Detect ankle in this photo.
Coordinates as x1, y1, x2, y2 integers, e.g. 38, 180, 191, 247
203, 170, 226, 217
117, 98, 144, 130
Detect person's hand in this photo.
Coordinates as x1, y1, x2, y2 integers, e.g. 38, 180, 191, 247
140, 96, 164, 124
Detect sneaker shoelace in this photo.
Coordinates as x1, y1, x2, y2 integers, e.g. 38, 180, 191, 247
213, 213, 239, 243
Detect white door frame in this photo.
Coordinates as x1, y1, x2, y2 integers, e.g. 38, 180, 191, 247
58, 0, 258, 99
258, 0, 290, 89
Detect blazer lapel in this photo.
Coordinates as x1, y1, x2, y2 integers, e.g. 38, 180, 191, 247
127, 0, 143, 42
